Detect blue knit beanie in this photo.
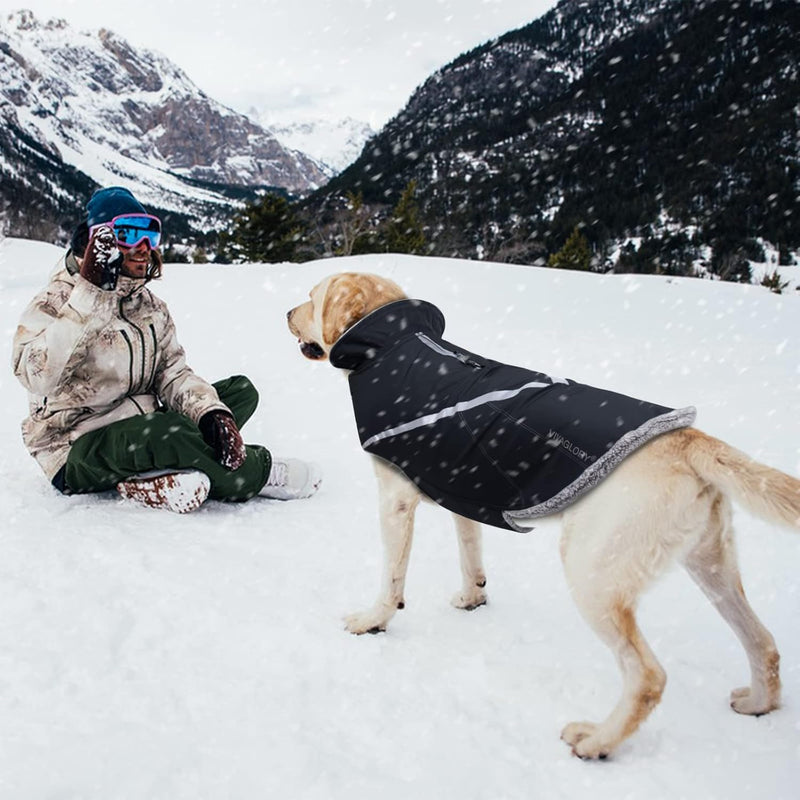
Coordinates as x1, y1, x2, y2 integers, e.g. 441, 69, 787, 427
86, 186, 147, 227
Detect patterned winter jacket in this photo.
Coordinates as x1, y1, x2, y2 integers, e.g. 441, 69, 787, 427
330, 299, 696, 531
12, 252, 230, 480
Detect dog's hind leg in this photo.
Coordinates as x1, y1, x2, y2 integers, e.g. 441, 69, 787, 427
559, 587, 666, 760
344, 460, 420, 634
450, 514, 487, 611
680, 493, 781, 715
558, 474, 676, 759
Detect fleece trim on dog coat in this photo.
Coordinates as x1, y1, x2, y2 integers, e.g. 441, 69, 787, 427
330, 299, 696, 531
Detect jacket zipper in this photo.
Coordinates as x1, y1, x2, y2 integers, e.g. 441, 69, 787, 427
119, 329, 135, 394
119, 298, 147, 392
416, 332, 483, 369
147, 323, 158, 388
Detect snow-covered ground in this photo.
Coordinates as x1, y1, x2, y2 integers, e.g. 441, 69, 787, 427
0, 238, 798, 799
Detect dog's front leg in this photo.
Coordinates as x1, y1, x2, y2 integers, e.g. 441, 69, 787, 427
450, 514, 488, 611
344, 461, 420, 635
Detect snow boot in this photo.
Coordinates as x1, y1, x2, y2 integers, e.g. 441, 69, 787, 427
259, 458, 322, 500
117, 469, 211, 513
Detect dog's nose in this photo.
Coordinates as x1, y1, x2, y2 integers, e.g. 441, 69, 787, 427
286, 309, 292, 321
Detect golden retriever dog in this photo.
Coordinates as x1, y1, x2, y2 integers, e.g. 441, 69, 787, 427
287, 271, 800, 759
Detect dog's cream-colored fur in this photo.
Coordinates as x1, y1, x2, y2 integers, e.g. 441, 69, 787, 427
288, 272, 800, 759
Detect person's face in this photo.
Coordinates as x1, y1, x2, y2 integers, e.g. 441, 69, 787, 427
120, 242, 152, 279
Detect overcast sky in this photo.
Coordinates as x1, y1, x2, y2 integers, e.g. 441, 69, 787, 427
1, 0, 560, 128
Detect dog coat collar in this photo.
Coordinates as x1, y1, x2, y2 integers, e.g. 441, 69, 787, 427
330, 299, 445, 371
331, 299, 696, 531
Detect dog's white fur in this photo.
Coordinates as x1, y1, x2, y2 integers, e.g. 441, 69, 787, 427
288, 272, 800, 759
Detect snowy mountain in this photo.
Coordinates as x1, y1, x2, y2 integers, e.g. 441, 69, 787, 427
319, 0, 800, 273
0, 10, 328, 240
1, 237, 798, 796
261, 116, 375, 174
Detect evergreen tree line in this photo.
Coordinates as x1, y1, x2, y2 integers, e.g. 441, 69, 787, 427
207, 179, 792, 289
214, 181, 427, 263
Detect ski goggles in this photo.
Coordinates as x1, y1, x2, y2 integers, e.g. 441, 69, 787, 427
90, 213, 162, 250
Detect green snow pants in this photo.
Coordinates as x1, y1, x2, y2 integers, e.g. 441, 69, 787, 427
58, 375, 272, 501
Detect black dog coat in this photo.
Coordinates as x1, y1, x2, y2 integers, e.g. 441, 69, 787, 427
329, 299, 696, 531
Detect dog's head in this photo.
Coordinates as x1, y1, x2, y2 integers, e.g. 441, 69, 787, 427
287, 272, 407, 360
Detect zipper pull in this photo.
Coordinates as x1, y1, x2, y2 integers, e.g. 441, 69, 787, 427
456, 352, 483, 369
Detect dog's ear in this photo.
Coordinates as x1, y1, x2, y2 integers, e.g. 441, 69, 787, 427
321, 273, 407, 346
321, 274, 369, 346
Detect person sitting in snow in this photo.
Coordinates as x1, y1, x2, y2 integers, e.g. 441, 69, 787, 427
12, 186, 321, 512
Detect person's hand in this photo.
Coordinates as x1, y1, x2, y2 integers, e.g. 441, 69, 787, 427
80, 225, 123, 290
198, 411, 247, 471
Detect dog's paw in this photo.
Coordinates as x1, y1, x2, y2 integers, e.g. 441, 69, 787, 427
729, 686, 778, 716
561, 721, 596, 748
561, 722, 611, 760
451, 586, 488, 611
344, 610, 390, 635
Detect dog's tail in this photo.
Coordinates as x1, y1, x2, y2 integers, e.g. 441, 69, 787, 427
685, 429, 800, 529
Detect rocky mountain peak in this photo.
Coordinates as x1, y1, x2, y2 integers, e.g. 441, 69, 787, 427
0, 10, 330, 239
95, 29, 165, 93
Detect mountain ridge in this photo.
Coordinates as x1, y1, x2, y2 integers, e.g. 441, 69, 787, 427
0, 10, 329, 240
317, 0, 799, 273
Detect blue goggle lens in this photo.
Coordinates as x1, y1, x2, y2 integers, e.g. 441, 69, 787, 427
111, 215, 162, 249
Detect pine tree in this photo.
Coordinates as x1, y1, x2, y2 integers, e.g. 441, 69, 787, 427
547, 225, 592, 271
385, 180, 426, 254
222, 193, 306, 263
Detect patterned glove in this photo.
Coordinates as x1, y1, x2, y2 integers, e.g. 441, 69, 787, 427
198, 411, 247, 471
80, 225, 123, 290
